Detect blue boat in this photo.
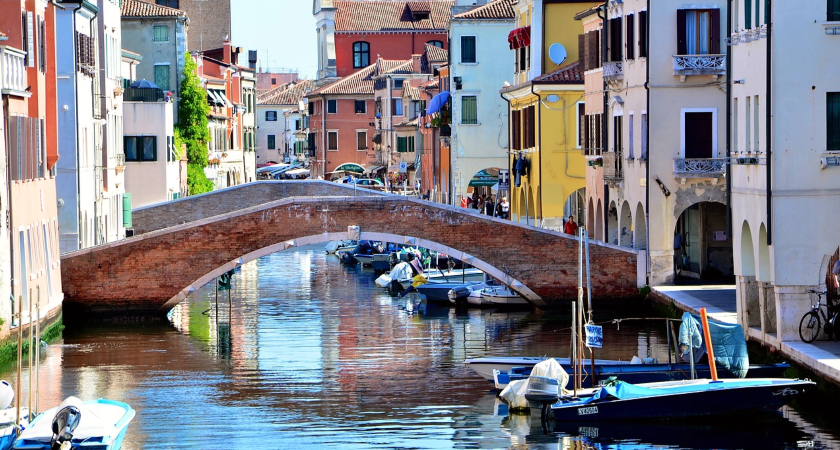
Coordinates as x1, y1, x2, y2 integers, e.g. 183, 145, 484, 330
415, 280, 481, 304
550, 377, 814, 421
14, 397, 135, 450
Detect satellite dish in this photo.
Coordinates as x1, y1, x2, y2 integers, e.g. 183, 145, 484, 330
546, 95, 560, 103
548, 43, 567, 65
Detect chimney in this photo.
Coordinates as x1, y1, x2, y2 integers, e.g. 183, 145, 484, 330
248, 50, 257, 70
223, 39, 232, 64
412, 54, 422, 73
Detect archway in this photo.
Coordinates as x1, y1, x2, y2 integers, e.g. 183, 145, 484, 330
739, 221, 759, 329
674, 201, 733, 281
595, 200, 603, 242
517, 186, 527, 224
757, 224, 771, 283
587, 198, 595, 238
563, 187, 586, 230
619, 201, 632, 247
607, 201, 619, 245
634, 203, 646, 250
740, 221, 756, 277
466, 167, 501, 212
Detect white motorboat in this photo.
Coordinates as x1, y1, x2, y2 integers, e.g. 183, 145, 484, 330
14, 397, 135, 450
0, 381, 28, 450
376, 262, 484, 290
469, 285, 529, 306
325, 240, 356, 254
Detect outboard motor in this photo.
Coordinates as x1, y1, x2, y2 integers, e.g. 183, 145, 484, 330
50, 406, 81, 450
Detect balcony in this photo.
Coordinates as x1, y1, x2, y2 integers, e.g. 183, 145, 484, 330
674, 158, 727, 178
673, 54, 726, 81
603, 151, 623, 180
1, 46, 27, 95
603, 61, 623, 82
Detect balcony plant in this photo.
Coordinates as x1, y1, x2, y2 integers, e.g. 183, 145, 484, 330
208, 158, 221, 166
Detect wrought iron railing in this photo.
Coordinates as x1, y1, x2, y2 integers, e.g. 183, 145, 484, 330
603, 151, 623, 180
673, 54, 726, 77
673, 158, 727, 177
603, 61, 623, 81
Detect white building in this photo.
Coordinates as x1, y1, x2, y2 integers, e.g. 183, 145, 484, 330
449, 0, 515, 204
256, 80, 314, 167
731, 0, 840, 343
598, 0, 729, 285
123, 99, 179, 208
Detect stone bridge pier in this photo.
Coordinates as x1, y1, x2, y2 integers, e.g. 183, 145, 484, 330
60, 181, 644, 317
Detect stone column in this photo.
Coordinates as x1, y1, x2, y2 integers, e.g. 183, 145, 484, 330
774, 286, 812, 342
737, 275, 760, 330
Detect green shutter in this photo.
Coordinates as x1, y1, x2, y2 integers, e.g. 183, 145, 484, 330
122, 193, 132, 228
829, 93, 840, 151
745, 0, 751, 29
462, 96, 477, 124
830, 0, 840, 21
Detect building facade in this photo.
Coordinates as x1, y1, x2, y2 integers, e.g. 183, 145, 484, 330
123, 96, 179, 207
160, 0, 229, 52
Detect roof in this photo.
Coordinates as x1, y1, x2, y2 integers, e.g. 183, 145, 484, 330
402, 84, 420, 100
121, 0, 186, 18
377, 58, 414, 75
308, 65, 377, 96
574, 5, 602, 21
333, 0, 454, 32
533, 61, 583, 84
121, 49, 143, 61
453, 0, 515, 20
258, 79, 316, 105
424, 44, 448, 63
418, 78, 439, 90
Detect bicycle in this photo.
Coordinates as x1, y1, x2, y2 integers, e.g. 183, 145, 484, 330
798, 290, 838, 343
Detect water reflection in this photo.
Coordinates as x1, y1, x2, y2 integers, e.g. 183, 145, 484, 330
1, 247, 839, 449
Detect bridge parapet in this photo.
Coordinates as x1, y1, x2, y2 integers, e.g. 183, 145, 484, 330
63, 192, 643, 317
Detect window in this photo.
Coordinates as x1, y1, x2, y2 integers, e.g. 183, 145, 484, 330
524, 105, 536, 148
733, 98, 739, 152
677, 9, 720, 55
580, 30, 601, 71
357, 131, 367, 150
266, 110, 277, 121
392, 98, 403, 116
639, 11, 648, 57
156, 0, 179, 7
828, 93, 840, 150
268, 135, 276, 150
754, 95, 760, 152
628, 114, 635, 159
154, 64, 170, 91
461, 96, 477, 124
745, 0, 751, 29
124, 136, 157, 162
684, 111, 715, 158
153, 25, 168, 42
609, 18, 623, 61
754, 0, 761, 29
38, 17, 45, 73
461, 36, 476, 63
626, 14, 635, 60
427, 40, 443, 48
397, 136, 415, 152
576, 102, 585, 148
641, 113, 647, 159
353, 41, 370, 68
354, 100, 366, 114
746, 97, 752, 152
412, 12, 430, 21
830, 0, 840, 21
328, 131, 338, 150
327, 99, 337, 114
512, 109, 521, 150
393, 79, 404, 89
271, 78, 277, 85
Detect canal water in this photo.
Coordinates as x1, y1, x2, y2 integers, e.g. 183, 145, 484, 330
4, 246, 840, 449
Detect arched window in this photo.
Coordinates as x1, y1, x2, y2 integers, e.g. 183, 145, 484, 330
353, 41, 370, 68
427, 40, 443, 48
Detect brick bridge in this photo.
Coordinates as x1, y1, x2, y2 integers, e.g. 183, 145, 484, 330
60, 181, 643, 317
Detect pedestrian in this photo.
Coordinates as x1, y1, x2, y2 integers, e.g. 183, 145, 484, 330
484, 195, 495, 216
496, 196, 510, 219
477, 195, 485, 212
415, 180, 421, 198
674, 230, 685, 277
564, 215, 578, 236
833, 259, 840, 290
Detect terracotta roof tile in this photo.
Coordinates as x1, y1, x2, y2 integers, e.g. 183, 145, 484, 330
424, 43, 448, 63
334, 0, 454, 32
574, 5, 602, 20
258, 79, 316, 105
453, 0, 515, 20
402, 84, 421, 100
533, 61, 583, 84
419, 78, 439, 89
308, 65, 378, 96
121, 0, 186, 18
377, 58, 415, 75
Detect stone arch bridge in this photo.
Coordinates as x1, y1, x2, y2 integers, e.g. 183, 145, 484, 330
60, 182, 644, 317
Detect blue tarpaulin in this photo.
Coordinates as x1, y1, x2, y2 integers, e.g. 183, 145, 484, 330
678, 312, 749, 378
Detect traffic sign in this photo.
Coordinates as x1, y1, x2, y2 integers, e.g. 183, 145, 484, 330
498, 169, 510, 191
399, 161, 407, 173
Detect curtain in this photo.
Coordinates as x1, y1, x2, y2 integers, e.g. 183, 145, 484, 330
699, 11, 710, 55
686, 12, 697, 54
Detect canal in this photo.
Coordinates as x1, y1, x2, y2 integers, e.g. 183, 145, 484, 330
5, 245, 840, 449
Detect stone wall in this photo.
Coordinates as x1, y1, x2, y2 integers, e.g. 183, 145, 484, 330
63, 187, 639, 317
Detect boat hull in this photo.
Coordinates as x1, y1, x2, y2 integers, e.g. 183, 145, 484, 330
551, 378, 813, 422
416, 281, 481, 303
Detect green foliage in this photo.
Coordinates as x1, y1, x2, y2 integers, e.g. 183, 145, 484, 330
187, 164, 214, 196
177, 53, 211, 168
173, 128, 185, 161
639, 285, 652, 297
0, 316, 64, 367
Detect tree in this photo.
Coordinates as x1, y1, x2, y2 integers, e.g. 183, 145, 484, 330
177, 53, 213, 195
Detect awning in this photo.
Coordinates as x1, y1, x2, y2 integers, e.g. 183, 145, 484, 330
334, 162, 366, 174
425, 91, 451, 116
284, 168, 311, 179
218, 91, 234, 108
366, 165, 385, 174
508, 26, 531, 50
469, 169, 499, 187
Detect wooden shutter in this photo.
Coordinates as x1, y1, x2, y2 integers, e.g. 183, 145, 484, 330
512, 109, 521, 150
595, 114, 602, 155
578, 34, 586, 71
589, 30, 600, 69
639, 11, 648, 57
613, 19, 623, 61
626, 14, 634, 60
676, 9, 687, 55
710, 9, 721, 54
527, 106, 536, 148
745, 0, 751, 29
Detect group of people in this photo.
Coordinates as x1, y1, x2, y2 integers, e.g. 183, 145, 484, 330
460, 193, 510, 219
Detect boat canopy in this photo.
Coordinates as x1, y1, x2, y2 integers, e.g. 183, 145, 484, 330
678, 312, 749, 378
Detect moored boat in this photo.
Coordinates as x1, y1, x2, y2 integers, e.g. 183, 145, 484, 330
14, 397, 135, 450
415, 281, 481, 304
469, 285, 529, 306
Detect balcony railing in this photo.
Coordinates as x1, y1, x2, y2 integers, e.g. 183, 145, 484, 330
1, 46, 27, 93
673, 54, 726, 79
674, 158, 727, 177
603, 151, 623, 180
603, 61, 624, 81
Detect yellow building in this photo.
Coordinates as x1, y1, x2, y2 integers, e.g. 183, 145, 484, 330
501, 0, 599, 230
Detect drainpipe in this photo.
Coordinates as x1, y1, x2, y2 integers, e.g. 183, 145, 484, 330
725, 0, 733, 238
764, 0, 772, 245
598, 3, 609, 242
530, 83, 542, 226
644, 0, 651, 285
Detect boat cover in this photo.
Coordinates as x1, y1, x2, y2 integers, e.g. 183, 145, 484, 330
530, 358, 569, 389
500, 358, 568, 408
499, 379, 530, 410
678, 312, 749, 378
375, 262, 414, 288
